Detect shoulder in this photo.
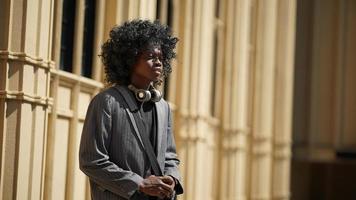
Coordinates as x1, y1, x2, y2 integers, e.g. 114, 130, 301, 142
91, 87, 114, 104
89, 86, 125, 112
156, 99, 173, 119
157, 98, 170, 108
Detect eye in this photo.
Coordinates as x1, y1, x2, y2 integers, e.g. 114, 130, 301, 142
145, 51, 163, 61
145, 54, 154, 60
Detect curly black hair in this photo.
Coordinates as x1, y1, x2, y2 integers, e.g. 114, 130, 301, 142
100, 19, 178, 85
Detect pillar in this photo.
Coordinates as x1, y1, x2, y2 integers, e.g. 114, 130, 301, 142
0, 0, 53, 199
219, 0, 252, 200
272, 0, 296, 199
173, 0, 218, 200
249, 0, 278, 199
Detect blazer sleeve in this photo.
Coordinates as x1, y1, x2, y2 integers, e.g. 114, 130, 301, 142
164, 103, 184, 195
79, 92, 143, 199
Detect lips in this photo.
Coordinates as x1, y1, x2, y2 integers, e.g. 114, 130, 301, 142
153, 67, 162, 75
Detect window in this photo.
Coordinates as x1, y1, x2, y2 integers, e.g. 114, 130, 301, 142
81, 0, 96, 78
59, 0, 76, 72
59, 0, 96, 78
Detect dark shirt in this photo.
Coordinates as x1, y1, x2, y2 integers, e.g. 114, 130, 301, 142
137, 101, 157, 154
136, 101, 159, 200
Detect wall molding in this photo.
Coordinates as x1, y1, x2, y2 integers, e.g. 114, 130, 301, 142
0, 90, 53, 107
0, 50, 54, 70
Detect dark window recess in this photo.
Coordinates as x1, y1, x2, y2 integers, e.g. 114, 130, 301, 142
336, 149, 356, 159
155, 0, 173, 27
60, 0, 76, 72
156, 0, 161, 20
81, 0, 96, 78
163, 76, 170, 100
215, 0, 220, 18
167, 0, 173, 27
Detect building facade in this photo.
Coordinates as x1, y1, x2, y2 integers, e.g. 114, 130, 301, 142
1, 0, 355, 200
291, 0, 356, 199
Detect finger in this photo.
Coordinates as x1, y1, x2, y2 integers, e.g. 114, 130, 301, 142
147, 177, 173, 196
143, 187, 168, 198
160, 176, 174, 184
157, 185, 173, 198
157, 188, 171, 199
157, 181, 173, 192
158, 191, 166, 199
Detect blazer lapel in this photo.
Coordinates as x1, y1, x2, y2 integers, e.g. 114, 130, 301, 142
114, 86, 145, 149
124, 108, 145, 150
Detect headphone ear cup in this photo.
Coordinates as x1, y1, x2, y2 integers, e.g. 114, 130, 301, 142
135, 89, 151, 102
128, 84, 152, 102
150, 88, 162, 102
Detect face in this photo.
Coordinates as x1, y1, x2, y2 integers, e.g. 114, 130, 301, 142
131, 46, 163, 88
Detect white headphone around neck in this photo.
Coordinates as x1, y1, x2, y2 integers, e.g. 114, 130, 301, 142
128, 84, 162, 102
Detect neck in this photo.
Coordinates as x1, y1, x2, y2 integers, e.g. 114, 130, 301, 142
130, 76, 151, 89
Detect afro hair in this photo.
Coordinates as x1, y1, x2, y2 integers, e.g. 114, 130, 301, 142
100, 19, 179, 85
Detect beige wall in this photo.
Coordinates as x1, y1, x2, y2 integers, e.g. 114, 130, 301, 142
0, 0, 52, 199
0, 0, 298, 200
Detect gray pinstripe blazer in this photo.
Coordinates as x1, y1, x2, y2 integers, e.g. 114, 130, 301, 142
79, 85, 183, 200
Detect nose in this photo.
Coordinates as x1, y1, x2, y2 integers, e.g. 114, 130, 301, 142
153, 57, 162, 66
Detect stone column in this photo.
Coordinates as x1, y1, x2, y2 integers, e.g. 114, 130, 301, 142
0, 0, 53, 199
173, 0, 218, 200
272, 0, 296, 200
139, 0, 157, 19
249, 0, 278, 199
219, 0, 252, 200
92, 0, 106, 82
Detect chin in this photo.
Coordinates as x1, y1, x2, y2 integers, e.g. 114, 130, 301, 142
152, 75, 161, 80
152, 77, 161, 83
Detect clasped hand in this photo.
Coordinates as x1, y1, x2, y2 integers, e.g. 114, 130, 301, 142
139, 175, 175, 199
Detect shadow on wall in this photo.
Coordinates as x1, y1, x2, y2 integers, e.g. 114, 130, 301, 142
291, 158, 356, 200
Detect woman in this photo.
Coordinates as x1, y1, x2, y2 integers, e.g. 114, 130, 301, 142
79, 19, 183, 200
